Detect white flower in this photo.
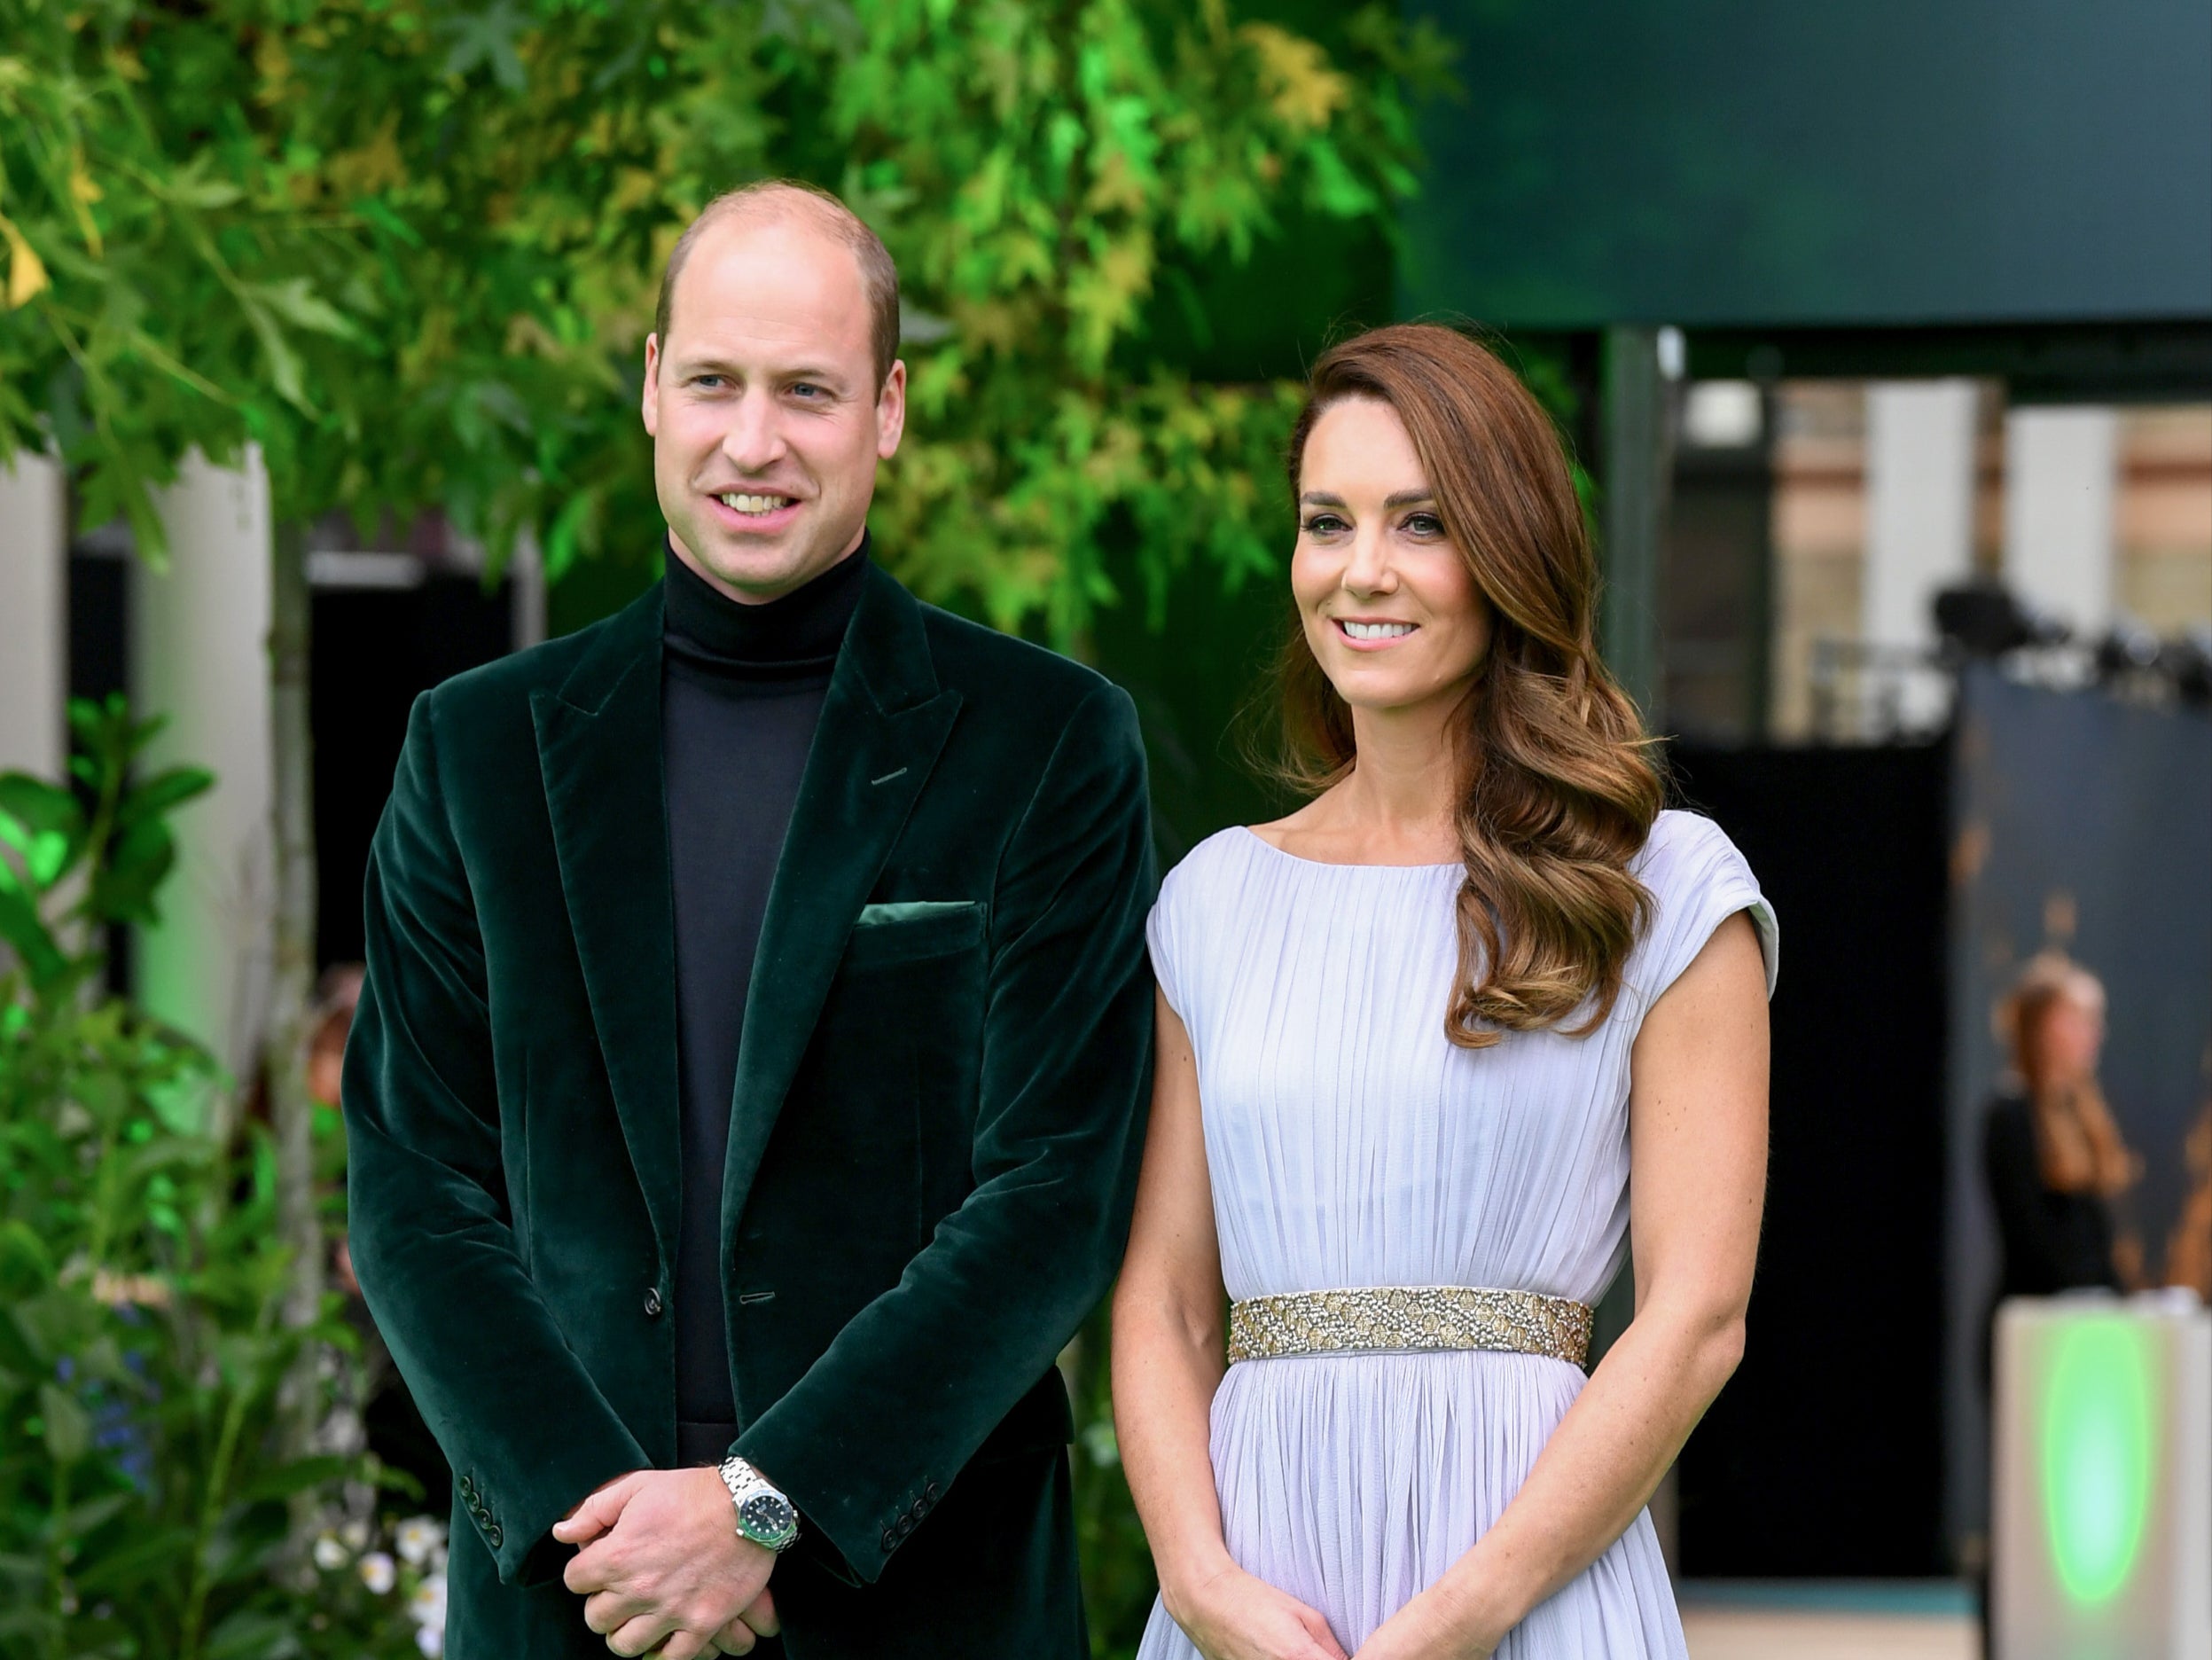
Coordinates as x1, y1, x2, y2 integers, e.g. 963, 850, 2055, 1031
410, 1570, 448, 1630
414, 1626, 444, 1657
340, 1518, 371, 1552
312, 1533, 348, 1571
357, 1551, 396, 1595
395, 1515, 447, 1568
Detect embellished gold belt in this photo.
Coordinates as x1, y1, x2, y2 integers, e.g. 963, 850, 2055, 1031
1226, 1285, 1594, 1369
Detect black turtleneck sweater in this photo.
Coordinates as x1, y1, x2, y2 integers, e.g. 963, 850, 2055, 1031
662, 537, 867, 1463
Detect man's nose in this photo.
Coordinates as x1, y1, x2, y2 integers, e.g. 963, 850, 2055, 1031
719, 390, 788, 473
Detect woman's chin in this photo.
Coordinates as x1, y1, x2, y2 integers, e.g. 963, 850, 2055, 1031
1324, 667, 1475, 720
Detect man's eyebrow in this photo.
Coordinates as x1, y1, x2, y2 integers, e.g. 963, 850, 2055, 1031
670, 355, 852, 386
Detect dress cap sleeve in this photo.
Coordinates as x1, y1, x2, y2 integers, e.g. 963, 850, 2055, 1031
1633, 810, 1778, 1006
1145, 857, 1192, 1022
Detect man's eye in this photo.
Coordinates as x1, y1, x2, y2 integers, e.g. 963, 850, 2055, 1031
790, 382, 823, 399
693, 374, 726, 389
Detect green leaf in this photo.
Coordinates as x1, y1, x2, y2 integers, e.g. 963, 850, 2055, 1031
238, 294, 309, 411
0, 772, 83, 840
87, 815, 177, 925
205, 1609, 305, 1660
234, 1454, 349, 1503
0, 882, 66, 984
68, 1523, 196, 1594
245, 277, 355, 340
115, 764, 215, 830
57, 1492, 134, 1539
0, 1222, 56, 1298
38, 1381, 90, 1463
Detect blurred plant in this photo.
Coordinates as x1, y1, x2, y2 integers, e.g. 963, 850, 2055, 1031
3, 6, 1448, 1645
0, 698, 424, 1660
0, 0, 1445, 635
1065, 1303, 1159, 1657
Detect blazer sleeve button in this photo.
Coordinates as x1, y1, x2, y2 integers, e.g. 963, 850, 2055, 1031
643, 1287, 663, 1318
880, 1528, 897, 1553
486, 1523, 504, 1548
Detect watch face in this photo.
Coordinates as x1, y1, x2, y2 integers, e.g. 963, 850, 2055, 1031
739, 1492, 795, 1541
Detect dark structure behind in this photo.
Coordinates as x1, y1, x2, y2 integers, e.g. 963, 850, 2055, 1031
1670, 742, 1952, 1578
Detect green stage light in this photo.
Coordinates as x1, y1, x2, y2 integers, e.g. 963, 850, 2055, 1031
2041, 1316, 2153, 1609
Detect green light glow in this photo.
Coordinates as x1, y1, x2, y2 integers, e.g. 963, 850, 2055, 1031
2042, 1317, 2154, 1607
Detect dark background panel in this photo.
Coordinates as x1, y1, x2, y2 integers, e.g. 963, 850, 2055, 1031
310, 577, 515, 970
1669, 742, 1952, 1577
1941, 670, 2212, 1546
1402, 0, 2212, 329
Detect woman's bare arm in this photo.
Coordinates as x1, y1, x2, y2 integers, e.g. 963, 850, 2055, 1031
1114, 990, 1350, 1660
1355, 912, 1770, 1659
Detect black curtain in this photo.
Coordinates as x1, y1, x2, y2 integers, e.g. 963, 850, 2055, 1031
1669, 741, 1952, 1578
312, 576, 514, 970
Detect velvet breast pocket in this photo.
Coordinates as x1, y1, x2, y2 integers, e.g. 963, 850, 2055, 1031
816, 900, 989, 1221
840, 899, 986, 971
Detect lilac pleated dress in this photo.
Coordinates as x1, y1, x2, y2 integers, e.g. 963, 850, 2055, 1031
1134, 811, 1778, 1659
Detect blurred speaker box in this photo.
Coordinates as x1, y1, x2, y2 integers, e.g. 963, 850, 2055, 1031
1992, 1293, 2211, 1659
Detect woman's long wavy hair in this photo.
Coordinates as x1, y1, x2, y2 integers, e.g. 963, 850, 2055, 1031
1276, 323, 1663, 1048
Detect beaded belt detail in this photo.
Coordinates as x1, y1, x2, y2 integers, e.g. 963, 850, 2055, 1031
1226, 1286, 1595, 1368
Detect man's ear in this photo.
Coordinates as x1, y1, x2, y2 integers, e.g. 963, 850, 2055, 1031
642, 333, 662, 436
876, 358, 907, 459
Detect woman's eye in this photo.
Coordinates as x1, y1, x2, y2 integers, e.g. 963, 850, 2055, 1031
1403, 513, 1444, 537
1301, 514, 1349, 536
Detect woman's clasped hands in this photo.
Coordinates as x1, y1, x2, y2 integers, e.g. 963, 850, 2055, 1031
1169, 1559, 1505, 1660
1166, 1560, 1348, 1660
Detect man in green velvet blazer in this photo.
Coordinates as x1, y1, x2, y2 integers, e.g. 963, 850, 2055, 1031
343, 182, 1154, 1658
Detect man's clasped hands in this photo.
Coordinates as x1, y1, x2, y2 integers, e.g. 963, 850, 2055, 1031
553, 1468, 784, 1659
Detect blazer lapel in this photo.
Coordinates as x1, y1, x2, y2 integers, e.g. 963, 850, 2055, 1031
721, 565, 962, 1245
531, 588, 681, 1266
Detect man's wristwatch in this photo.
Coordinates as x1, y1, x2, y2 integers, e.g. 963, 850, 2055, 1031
716, 1456, 800, 1553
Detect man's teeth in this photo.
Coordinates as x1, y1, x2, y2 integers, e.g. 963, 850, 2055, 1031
1341, 621, 1415, 640
718, 492, 793, 514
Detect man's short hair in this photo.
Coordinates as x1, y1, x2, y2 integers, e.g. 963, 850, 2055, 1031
653, 180, 901, 388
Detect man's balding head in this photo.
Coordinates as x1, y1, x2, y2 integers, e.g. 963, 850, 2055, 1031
654, 181, 900, 387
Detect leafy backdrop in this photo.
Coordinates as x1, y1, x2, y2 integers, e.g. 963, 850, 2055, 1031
2, 3, 1448, 1653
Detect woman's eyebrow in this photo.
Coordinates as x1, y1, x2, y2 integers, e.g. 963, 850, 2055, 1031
1296, 489, 1436, 509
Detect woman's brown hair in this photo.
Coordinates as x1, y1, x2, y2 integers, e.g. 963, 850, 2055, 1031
1277, 323, 1663, 1047
2004, 951, 2136, 1198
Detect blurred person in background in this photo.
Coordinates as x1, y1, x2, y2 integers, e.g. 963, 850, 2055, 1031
1983, 951, 2142, 1304
2165, 1096, 2211, 1301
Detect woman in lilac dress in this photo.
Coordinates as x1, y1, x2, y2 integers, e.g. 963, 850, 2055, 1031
1113, 325, 1777, 1660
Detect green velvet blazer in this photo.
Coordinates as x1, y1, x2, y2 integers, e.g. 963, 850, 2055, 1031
342, 562, 1156, 1659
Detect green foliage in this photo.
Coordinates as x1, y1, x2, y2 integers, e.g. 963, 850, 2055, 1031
1067, 1304, 1161, 1657
1, 0, 1447, 642
0, 701, 426, 1659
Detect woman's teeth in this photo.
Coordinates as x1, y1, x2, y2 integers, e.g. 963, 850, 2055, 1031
718, 492, 793, 515
1340, 621, 1415, 640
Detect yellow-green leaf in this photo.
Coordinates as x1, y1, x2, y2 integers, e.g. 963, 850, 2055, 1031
1, 215, 48, 308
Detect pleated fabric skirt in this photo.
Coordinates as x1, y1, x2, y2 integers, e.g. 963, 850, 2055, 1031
1132, 1349, 1686, 1659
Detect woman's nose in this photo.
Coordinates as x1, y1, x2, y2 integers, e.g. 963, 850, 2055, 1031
1342, 529, 1396, 595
